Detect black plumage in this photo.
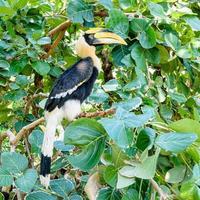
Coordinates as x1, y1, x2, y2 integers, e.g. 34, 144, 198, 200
45, 57, 98, 112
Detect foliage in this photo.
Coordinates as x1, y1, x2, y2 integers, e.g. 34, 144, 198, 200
0, 0, 200, 199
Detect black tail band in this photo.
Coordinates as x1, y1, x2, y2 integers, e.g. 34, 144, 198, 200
40, 153, 51, 176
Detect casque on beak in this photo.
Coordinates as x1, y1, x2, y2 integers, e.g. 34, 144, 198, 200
85, 28, 127, 45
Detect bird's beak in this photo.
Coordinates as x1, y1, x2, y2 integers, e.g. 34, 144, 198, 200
85, 28, 127, 45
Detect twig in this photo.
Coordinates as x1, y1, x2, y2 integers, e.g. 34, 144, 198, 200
11, 117, 45, 146
150, 179, 169, 200
25, 93, 48, 114
79, 108, 115, 118
48, 20, 71, 38
43, 30, 66, 59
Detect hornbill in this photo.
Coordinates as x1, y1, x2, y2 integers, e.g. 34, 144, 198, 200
40, 28, 127, 187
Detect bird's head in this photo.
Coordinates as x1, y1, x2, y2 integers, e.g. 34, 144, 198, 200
83, 28, 127, 46
75, 28, 127, 70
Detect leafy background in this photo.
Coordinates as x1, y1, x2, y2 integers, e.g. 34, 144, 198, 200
0, 0, 200, 199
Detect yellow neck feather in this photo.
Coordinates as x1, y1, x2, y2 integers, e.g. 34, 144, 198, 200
75, 37, 101, 71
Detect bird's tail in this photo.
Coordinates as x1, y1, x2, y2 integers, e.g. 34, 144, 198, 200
40, 113, 58, 188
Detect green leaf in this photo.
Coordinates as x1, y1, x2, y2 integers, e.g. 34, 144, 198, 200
119, 0, 136, 10
130, 18, 151, 32
100, 108, 152, 148
122, 188, 139, 200
156, 45, 169, 64
0, 60, 10, 70
145, 47, 160, 64
25, 191, 57, 200
65, 119, 106, 170
165, 165, 186, 183
50, 178, 74, 198
0, 192, 4, 200
67, 0, 94, 23
103, 165, 117, 187
1, 152, 28, 173
28, 130, 44, 154
97, 188, 121, 200
111, 45, 130, 66
0, 6, 15, 16
0, 167, 13, 186
37, 37, 51, 45
99, 0, 113, 10
148, 2, 166, 18
69, 194, 83, 200
139, 27, 156, 49
164, 31, 181, 50
106, 9, 129, 38
10, 58, 28, 75
16, 75, 29, 86
136, 128, 156, 151
113, 97, 142, 111
169, 119, 200, 140
169, 91, 187, 103
155, 132, 197, 153
102, 79, 120, 92
117, 173, 135, 189
13, 0, 28, 10
131, 42, 146, 71
184, 16, 200, 31
32, 61, 50, 76
120, 149, 160, 179
15, 169, 37, 193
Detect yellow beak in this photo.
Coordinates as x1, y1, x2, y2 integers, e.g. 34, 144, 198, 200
85, 28, 127, 45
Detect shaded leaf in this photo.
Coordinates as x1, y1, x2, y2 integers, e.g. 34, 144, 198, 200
155, 132, 197, 153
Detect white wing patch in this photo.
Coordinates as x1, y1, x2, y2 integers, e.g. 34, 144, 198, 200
50, 80, 85, 99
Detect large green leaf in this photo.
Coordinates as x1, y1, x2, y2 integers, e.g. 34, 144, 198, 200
65, 119, 106, 170
0, 60, 10, 70
155, 132, 197, 153
50, 178, 74, 198
25, 191, 57, 200
15, 169, 37, 193
169, 119, 200, 139
67, 0, 93, 23
32, 61, 50, 76
100, 108, 153, 148
99, 0, 113, 10
164, 31, 181, 50
120, 149, 160, 179
106, 9, 129, 38
131, 42, 146, 71
28, 130, 44, 154
0, 6, 15, 16
119, 0, 136, 10
1, 152, 28, 173
184, 16, 200, 31
111, 45, 130, 66
113, 97, 142, 111
148, 2, 166, 18
96, 188, 121, 200
130, 18, 151, 32
0, 167, 13, 186
122, 188, 139, 200
165, 165, 186, 183
139, 27, 156, 49
103, 165, 118, 187
117, 173, 135, 189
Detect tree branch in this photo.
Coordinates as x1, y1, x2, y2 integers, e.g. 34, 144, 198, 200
11, 117, 45, 146
48, 20, 71, 38
150, 179, 169, 200
0, 108, 115, 148
79, 108, 115, 118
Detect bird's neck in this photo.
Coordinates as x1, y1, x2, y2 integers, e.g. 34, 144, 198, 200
75, 37, 102, 71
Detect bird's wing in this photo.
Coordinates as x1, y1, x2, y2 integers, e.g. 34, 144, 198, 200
45, 57, 94, 111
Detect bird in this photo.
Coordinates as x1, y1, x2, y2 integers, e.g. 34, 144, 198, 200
40, 28, 127, 188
